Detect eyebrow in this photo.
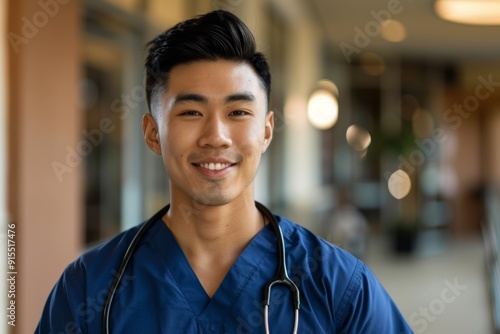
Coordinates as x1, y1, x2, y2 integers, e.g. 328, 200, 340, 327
224, 92, 256, 104
174, 93, 207, 104
173, 92, 256, 105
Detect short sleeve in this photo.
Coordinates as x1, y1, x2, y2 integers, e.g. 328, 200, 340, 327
35, 262, 87, 334
335, 261, 413, 334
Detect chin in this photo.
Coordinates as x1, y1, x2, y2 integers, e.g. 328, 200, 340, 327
192, 192, 234, 207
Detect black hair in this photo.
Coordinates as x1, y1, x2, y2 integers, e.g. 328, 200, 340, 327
145, 10, 271, 113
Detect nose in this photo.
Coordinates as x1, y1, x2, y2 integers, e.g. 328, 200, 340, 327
197, 114, 232, 148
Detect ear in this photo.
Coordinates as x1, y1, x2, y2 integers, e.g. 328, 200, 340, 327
262, 111, 274, 153
142, 113, 162, 155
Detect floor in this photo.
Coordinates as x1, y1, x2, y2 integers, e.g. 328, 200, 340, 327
364, 231, 496, 334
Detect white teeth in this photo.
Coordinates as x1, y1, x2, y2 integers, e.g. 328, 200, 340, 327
199, 163, 231, 171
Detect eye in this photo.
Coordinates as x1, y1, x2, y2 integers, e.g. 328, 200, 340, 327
229, 110, 251, 116
179, 110, 202, 116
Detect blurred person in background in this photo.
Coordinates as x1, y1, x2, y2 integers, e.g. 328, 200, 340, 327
325, 188, 369, 260
36, 10, 411, 333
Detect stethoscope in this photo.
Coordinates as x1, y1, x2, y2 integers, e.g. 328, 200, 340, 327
102, 201, 300, 334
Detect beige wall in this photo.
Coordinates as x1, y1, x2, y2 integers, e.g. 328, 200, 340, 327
8, 0, 83, 332
442, 82, 500, 235
462, 63, 500, 185
1, 0, 9, 332
450, 103, 482, 234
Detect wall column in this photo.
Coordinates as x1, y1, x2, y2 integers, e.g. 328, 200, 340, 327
282, 21, 322, 227
8, 0, 83, 332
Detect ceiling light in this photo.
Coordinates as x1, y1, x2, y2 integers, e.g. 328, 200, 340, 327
435, 0, 500, 26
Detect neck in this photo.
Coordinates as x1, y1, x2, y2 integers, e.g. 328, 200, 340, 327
163, 196, 265, 297
164, 197, 264, 259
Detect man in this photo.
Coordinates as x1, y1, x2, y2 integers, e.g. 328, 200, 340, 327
37, 10, 412, 333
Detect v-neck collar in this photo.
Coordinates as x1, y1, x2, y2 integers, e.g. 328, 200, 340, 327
148, 216, 278, 320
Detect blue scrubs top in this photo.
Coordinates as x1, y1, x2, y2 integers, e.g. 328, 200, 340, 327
36, 215, 412, 333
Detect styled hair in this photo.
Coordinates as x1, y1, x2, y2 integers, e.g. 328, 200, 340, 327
145, 10, 271, 113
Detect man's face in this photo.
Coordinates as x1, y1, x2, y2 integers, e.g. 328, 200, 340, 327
143, 60, 273, 207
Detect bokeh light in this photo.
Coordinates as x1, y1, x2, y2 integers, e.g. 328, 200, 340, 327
381, 19, 407, 42
346, 124, 372, 152
307, 82, 339, 130
388, 169, 412, 199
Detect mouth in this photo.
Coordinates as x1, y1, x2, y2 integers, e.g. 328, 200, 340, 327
189, 153, 241, 177
194, 162, 235, 171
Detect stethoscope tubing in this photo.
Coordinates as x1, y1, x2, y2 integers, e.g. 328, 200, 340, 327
102, 202, 300, 333
102, 205, 169, 334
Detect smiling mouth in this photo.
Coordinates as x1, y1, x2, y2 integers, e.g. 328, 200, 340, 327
194, 162, 236, 171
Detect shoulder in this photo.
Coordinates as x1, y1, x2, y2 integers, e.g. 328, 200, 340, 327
278, 215, 389, 294
277, 215, 363, 303
277, 216, 412, 333
65, 222, 147, 292
278, 215, 360, 273
36, 222, 150, 333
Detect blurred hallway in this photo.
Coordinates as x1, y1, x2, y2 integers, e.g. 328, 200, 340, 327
366, 234, 494, 334
2, 0, 500, 332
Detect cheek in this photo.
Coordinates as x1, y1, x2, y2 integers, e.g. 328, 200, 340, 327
239, 129, 266, 157
240, 120, 266, 141
158, 130, 180, 166
161, 125, 185, 152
